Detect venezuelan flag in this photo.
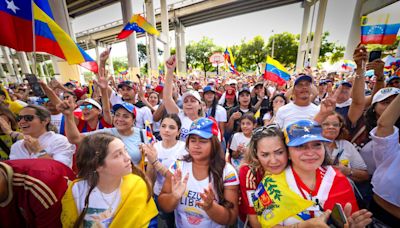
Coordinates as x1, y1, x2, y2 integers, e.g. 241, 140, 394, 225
0, 0, 98, 73
117, 14, 160, 39
264, 56, 290, 86
224, 48, 239, 75
145, 120, 156, 143
361, 15, 400, 45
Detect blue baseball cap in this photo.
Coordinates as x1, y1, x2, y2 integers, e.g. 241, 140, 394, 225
203, 86, 215, 93
112, 102, 136, 117
387, 75, 400, 84
187, 117, 219, 139
294, 75, 313, 86
340, 81, 352, 88
284, 120, 331, 147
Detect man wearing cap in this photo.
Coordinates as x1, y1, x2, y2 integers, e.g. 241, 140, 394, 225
274, 75, 320, 129
251, 81, 270, 125
335, 81, 353, 118
387, 75, 400, 88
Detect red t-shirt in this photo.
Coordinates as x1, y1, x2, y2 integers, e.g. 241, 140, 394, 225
238, 164, 264, 222
0, 159, 76, 228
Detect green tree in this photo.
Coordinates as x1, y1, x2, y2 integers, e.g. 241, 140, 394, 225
266, 32, 299, 67
185, 37, 221, 77
318, 32, 345, 64
240, 35, 269, 72
112, 57, 128, 73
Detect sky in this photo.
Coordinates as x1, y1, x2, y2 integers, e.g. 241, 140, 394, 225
71, 0, 400, 59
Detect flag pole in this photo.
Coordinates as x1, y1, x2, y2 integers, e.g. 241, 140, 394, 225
31, 0, 37, 75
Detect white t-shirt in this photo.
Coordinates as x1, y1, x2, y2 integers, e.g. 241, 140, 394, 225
136, 106, 154, 129
178, 111, 195, 141
262, 112, 272, 121
72, 180, 121, 228
205, 105, 227, 123
10, 131, 76, 167
51, 113, 63, 133
274, 102, 319, 129
169, 160, 239, 228
327, 140, 367, 170
153, 141, 187, 195
229, 132, 251, 171
359, 141, 375, 175
110, 90, 123, 107
152, 104, 161, 133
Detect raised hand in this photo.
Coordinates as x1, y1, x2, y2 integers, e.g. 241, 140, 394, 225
353, 44, 368, 69
99, 49, 111, 64
366, 60, 384, 78
344, 203, 373, 228
230, 111, 242, 120
96, 67, 109, 89
0, 117, 12, 134
141, 143, 158, 164
166, 55, 176, 71
57, 100, 75, 116
171, 169, 189, 200
197, 183, 216, 211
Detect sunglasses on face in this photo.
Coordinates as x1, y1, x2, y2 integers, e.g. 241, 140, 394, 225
80, 104, 93, 110
16, 114, 35, 122
63, 95, 71, 100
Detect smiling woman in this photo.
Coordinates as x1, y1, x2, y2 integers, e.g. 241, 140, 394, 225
9, 105, 76, 167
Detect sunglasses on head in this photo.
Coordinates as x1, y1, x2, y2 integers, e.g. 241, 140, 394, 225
252, 124, 280, 137
80, 104, 93, 110
16, 114, 35, 122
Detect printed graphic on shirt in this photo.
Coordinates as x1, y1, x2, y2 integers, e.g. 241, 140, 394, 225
84, 207, 114, 228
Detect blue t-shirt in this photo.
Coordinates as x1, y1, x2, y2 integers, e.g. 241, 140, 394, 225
84, 127, 147, 165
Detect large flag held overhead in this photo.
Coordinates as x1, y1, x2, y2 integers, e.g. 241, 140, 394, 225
117, 14, 160, 39
361, 14, 400, 45
0, 0, 98, 72
264, 56, 290, 86
224, 48, 239, 75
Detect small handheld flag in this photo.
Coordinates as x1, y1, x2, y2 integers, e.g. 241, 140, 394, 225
117, 14, 160, 40
145, 120, 156, 143
224, 48, 240, 75
264, 56, 290, 86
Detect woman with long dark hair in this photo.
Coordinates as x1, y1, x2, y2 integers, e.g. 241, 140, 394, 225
61, 133, 158, 228
158, 117, 239, 227
203, 85, 227, 136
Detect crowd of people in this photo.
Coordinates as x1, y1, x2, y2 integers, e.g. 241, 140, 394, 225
0, 44, 399, 228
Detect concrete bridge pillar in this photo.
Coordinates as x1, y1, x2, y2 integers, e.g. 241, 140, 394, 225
175, 20, 187, 75
121, 0, 139, 69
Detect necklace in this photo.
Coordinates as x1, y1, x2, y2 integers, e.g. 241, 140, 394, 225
99, 187, 119, 214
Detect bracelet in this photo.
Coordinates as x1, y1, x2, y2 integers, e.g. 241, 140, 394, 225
35, 149, 47, 158
151, 159, 159, 165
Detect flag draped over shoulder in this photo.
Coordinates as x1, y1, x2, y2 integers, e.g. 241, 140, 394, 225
117, 14, 160, 39
264, 56, 290, 86
252, 172, 313, 226
224, 48, 240, 75
0, 0, 98, 73
361, 14, 400, 45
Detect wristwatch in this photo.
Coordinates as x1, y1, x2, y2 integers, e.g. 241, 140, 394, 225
35, 149, 47, 158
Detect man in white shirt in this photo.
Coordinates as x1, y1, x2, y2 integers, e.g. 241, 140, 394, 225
275, 75, 319, 129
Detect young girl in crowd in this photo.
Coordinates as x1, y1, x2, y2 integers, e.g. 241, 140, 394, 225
142, 114, 187, 227
61, 133, 158, 228
203, 85, 227, 136
229, 114, 256, 171
157, 117, 239, 227
163, 56, 203, 141
263, 94, 288, 126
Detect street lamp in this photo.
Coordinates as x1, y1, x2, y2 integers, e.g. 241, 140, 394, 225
271, 29, 275, 58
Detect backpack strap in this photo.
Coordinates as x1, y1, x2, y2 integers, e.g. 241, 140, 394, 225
351, 125, 366, 143
0, 137, 10, 156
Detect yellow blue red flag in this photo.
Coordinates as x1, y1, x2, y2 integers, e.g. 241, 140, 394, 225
264, 56, 290, 86
224, 48, 240, 75
0, 0, 98, 73
117, 14, 160, 39
252, 172, 313, 226
361, 14, 400, 45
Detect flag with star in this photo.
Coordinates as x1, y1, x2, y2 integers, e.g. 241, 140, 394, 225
361, 14, 400, 45
117, 14, 160, 39
0, 0, 98, 73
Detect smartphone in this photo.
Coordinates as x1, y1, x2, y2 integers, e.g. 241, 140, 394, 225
25, 74, 45, 97
369, 50, 382, 62
328, 203, 347, 228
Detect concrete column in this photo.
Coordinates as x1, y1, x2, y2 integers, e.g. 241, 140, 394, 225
175, 19, 182, 74
310, 0, 328, 67
145, 0, 158, 76
0, 61, 5, 78
51, 56, 60, 75
95, 43, 100, 64
180, 23, 187, 73
344, 0, 363, 59
108, 51, 115, 76
1, 46, 16, 76
121, 0, 139, 68
296, 0, 312, 71
10, 49, 21, 79
17, 52, 32, 74
48, 0, 73, 37
160, 0, 170, 64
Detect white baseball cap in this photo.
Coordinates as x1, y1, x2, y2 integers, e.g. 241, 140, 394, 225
372, 87, 400, 105
181, 90, 202, 103
77, 98, 102, 111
